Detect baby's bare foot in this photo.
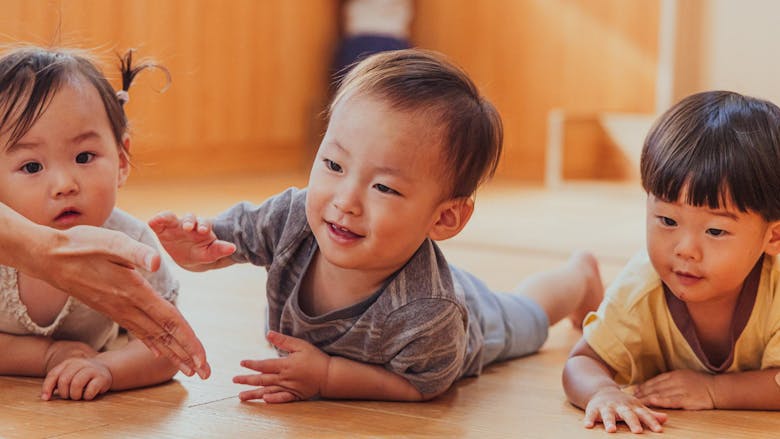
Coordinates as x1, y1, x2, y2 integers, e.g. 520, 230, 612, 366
568, 251, 604, 330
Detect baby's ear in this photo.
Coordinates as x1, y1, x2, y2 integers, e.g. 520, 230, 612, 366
765, 221, 780, 256
428, 197, 474, 241
118, 134, 131, 187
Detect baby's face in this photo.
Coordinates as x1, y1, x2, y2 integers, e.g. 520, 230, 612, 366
0, 79, 128, 229
305, 93, 450, 274
645, 193, 773, 304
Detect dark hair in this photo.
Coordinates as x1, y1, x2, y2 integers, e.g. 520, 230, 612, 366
330, 49, 503, 199
0, 46, 168, 155
640, 90, 780, 221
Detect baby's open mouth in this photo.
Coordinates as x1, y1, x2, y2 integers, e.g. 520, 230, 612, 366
55, 209, 81, 221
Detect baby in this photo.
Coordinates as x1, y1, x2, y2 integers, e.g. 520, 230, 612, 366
0, 46, 180, 400
152, 49, 603, 402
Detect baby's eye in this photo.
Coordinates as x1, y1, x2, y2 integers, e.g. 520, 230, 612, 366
324, 159, 342, 173
75, 152, 95, 164
706, 228, 727, 237
373, 183, 400, 195
21, 162, 42, 174
658, 216, 677, 227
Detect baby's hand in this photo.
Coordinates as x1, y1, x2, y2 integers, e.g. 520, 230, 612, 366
148, 211, 236, 271
633, 369, 715, 410
43, 340, 98, 373
232, 331, 331, 403
584, 387, 667, 434
41, 358, 113, 401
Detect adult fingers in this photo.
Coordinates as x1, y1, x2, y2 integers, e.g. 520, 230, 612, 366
137, 294, 210, 378
92, 227, 161, 272
112, 297, 197, 377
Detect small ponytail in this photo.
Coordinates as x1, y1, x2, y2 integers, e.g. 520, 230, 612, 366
116, 49, 171, 107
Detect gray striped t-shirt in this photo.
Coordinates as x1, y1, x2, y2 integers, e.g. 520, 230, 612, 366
213, 187, 490, 395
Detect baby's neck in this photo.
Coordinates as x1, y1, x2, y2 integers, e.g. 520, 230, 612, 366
299, 251, 395, 316
686, 293, 740, 365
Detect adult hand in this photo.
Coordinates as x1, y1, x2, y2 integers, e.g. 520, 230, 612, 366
21, 223, 211, 379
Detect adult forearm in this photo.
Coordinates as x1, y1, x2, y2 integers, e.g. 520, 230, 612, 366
322, 356, 424, 401
711, 368, 780, 410
563, 356, 621, 409
0, 203, 53, 274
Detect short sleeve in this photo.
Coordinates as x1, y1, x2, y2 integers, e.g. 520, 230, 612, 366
760, 272, 780, 368
212, 188, 306, 267
582, 295, 645, 384
137, 226, 179, 303
380, 299, 467, 396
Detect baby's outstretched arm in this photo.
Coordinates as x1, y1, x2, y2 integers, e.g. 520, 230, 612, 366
634, 368, 780, 410
0, 334, 96, 377
563, 338, 667, 434
149, 212, 236, 271
233, 331, 426, 403
41, 337, 178, 401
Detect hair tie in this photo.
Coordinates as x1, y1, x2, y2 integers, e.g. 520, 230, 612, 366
116, 90, 130, 105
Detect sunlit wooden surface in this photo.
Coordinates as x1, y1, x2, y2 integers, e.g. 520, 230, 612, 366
2, 176, 779, 438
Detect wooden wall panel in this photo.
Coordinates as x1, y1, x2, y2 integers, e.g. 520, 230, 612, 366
0, 0, 657, 182
413, 0, 660, 182
673, 0, 707, 101
0, 0, 339, 181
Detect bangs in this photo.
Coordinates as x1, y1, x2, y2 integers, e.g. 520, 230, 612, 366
642, 111, 777, 218
641, 91, 780, 220
0, 50, 70, 148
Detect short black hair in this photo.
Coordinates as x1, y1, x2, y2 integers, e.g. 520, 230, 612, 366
640, 90, 780, 221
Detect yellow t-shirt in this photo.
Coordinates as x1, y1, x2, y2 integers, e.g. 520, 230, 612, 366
583, 251, 780, 385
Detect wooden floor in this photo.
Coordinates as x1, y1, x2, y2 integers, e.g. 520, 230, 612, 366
3, 175, 779, 438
